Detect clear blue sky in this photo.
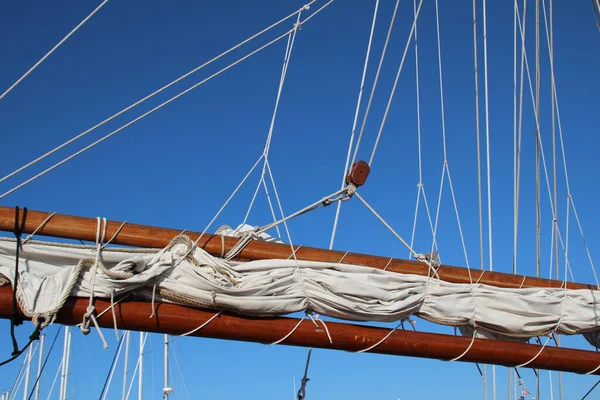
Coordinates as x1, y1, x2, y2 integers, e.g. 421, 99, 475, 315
1, 0, 600, 398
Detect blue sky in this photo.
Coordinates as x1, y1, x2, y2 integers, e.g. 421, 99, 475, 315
1, 0, 600, 398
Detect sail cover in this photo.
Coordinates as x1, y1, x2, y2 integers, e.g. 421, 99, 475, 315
1, 236, 599, 345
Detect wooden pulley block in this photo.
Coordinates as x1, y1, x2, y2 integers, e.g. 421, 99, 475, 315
345, 161, 370, 187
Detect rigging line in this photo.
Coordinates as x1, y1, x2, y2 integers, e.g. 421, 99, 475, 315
7, 348, 28, 399
414, 0, 423, 185
354, 192, 440, 279
474, 0, 484, 272
540, 0, 599, 285
171, 340, 191, 400
349, 0, 401, 168
246, 10, 302, 237
429, 0, 474, 275
548, 0, 562, 394
535, 0, 541, 281
515, 7, 580, 283
262, 12, 302, 160
264, 159, 301, 264
408, 0, 436, 259
482, 0, 493, 273
27, 328, 63, 400
99, 333, 126, 400
0, 0, 110, 102
0, 0, 316, 186
515, 0, 528, 276
330, 0, 379, 250
125, 332, 149, 400
261, 176, 283, 239
0, 28, 290, 200
582, 379, 600, 400
368, 0, 425, 166
549, 0, 558, 291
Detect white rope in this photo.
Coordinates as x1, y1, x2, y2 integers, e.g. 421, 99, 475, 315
540, 0, 599, 287
22, 212, 57, 244
429, 0, 474, 282
79, 217, 109, 349
0, 1, 315, 186
0, 0, 110, 102
261, 177, 282, 239
101, 221, 127, 250
0, 30, 294, 200
354, 192, 439, 279
124, 332, 148, 400
264, 159, 300, 266
180, 311, 223, 337
449, 327, 477, 362
368, 0, 424, 166
258, 187, 347, 236
110, 289, 119, 341
514, 0, 528, 275
245, 10, 303, 238
191, 154, 264, 250
356, 321, 402, 353
515, 7, 581, 284
330, 0, 379, 250
313, 314, 333, 344
512, 0, 518, 277
408, 0, 436, 262
270, 315, 307, 345
482, 0, 493, 274
350, 0, 401, 167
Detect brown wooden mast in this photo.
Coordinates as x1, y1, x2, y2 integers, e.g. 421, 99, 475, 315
0, 206, 596, 290
0, 286, 598, 375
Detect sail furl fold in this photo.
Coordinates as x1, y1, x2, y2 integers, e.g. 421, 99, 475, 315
1, 236, 599, 346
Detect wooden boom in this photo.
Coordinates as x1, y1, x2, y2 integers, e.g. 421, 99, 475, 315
0, 206, 596, 290
0, 286, 599, 375
0, 206, 600, 374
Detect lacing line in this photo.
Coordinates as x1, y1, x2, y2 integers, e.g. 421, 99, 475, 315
516, 305, 566, 368
357, 320, 403, 353
383, 257, 394, 271
450, 327, 477, 362
270, 315, 307, 345
584, 356, 600, 375
110, 289, 119, 341
101, 221, 127, 250
519, 275, 527, 289
288, 245, 303, 260
220, 234, 225, 258
475, 269, 486, 285
516, 335, 552, 368
312, 314, 333, 344
354, 192, 440, 279
89, 294, 130, 321
22, 212, 57, 244
337, 252, 349, 264
180, 311, 223, 337
80, 217, 108, 350
149, 279, 158, 319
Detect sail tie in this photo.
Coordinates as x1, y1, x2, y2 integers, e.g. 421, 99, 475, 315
79, 217, 109, 350
10, 206, 27, 355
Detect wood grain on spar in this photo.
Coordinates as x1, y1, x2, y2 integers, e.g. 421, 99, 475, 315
0, 206, 595, 290
0, 286, 598, 375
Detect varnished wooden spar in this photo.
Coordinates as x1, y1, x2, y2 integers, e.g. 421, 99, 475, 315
0, 286, 598, 375
0, 206, 596, 290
